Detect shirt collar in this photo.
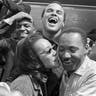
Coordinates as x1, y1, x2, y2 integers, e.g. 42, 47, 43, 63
74, 56, 90, 76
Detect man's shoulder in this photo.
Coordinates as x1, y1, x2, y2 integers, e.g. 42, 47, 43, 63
10, 75, 33, 91
88, 57, 96, 66
87, 57, 96, 73
11, 75, 31, 84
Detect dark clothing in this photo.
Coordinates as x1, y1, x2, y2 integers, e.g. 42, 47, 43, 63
0, 1, 3, 10
0, 38, 18, 82
1, 50, 14, 81
0, 21, 12, 37
0, 0, 31, 20
0, 19, 14, 81
0, 21, 20, 81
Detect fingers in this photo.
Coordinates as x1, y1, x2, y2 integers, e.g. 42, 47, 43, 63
13, 12, 33, 22
4, 12, 33, 25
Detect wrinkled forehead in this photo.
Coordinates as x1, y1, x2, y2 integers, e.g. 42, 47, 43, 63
16, 20, 33, 27
59, 33, 83, 45
45, 3, 64, 12
18, 20, 32, 25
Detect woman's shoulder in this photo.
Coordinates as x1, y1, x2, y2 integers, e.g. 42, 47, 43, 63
10, 75, 34, 96
15, 74, 29, 79
10, 75, 43, 96
10, 75, 31, 87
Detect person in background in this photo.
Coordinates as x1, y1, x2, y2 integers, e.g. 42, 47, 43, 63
0, 12, 34, 82
0, 0, 31, 20
10, 33, 59, 96
0, 0, 31, 39
0, 11, 33, 53
87, 29, 96, 60
41, 1, 65, 44
58, 27, 96, 96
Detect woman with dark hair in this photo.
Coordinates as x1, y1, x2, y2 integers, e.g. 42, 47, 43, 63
10, 33, 59, 96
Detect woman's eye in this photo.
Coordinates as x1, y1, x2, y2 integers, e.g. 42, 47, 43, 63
46, 49, 51, 54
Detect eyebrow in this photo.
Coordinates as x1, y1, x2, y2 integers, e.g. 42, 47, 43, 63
39, 45, 53, 54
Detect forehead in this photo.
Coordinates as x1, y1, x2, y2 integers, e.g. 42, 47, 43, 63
59, 33, 83, 46
17, 20, 32, 25
34, 38, 52, 51
45, 3, 64, 11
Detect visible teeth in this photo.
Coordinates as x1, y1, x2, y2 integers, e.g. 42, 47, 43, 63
48, 17, 58, 24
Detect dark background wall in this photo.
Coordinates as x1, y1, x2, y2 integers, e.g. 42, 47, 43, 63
28, 3, 96, 34
24, 0, 96, 6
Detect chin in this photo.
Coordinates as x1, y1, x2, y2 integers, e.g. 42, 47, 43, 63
47, 27, 59, 34
63, 63, 74, 71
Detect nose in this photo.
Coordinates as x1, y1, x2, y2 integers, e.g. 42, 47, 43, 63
51, 13, 57, 16
51, 10, 57, 16
62, 51, 71, 62
20, 25, 25, 31
63, 51, 71, 58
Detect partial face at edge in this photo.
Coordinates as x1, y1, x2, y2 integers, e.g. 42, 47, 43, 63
58, 32, 87, 71
42, 3, 64, 35
33, 38, 59, 68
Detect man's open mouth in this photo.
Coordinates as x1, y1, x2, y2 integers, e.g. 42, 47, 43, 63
48, 17, 58, 24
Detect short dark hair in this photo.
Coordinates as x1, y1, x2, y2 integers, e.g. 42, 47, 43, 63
59, 27, 87, 45
41, 1, 66, 22
87, 29, 96, 42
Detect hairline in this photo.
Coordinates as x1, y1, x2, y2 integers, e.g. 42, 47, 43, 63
59, 29, 87, 46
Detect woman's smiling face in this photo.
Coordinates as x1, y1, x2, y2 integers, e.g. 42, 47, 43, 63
33, 38, 59, 68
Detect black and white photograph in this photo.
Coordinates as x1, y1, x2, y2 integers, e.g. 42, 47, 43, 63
0, 0, 96, 96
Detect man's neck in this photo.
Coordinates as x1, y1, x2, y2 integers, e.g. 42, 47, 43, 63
43, 29, 62, 44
